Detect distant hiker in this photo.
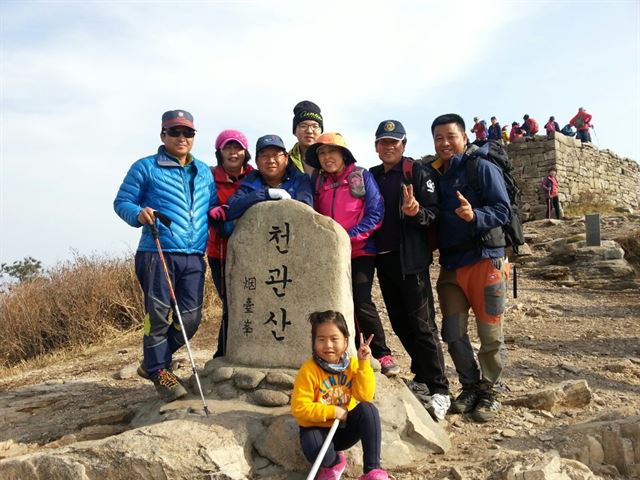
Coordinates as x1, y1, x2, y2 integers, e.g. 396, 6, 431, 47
305, 132, 400, 378
289, 100, 324, 175
291, 310, 390, 480
560, 124, 576, 137
488, 116, 502, 141
544, 116, 561, 136
429, 113, 511, 423
521, 114, 539, 138
509, 122, 524, 142
114, 110, 216, 402
501, 125, 509, 144
217, 134, 313, 221
370, 120, 451, 421
207, 130, 254, 358
470, 116, 487, 141
569, 107, 593, 143
542, 167, 561, 219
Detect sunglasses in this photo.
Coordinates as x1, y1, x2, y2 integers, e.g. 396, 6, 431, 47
165, 128, 195, 138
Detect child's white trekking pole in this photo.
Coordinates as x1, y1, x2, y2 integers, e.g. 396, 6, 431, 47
306, 418, 340, 480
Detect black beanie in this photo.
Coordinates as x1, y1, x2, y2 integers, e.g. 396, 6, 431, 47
292, 100, 323, 134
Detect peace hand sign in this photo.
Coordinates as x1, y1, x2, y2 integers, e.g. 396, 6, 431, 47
358, 332, 374, 361
401, 184, 420, 217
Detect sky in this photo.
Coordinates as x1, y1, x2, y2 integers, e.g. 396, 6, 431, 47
1, 0, 639, 268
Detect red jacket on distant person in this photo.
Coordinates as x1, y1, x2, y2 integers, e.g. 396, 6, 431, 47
471, 121, 487, 140
510, 124, 524, 142
544, 120, 560, 135
569, 111, 592, 131
542, 174, 558, 198
206, 164, 254, 259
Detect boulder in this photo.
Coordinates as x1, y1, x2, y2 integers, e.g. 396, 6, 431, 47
0, 420, 252, 480
504, 380, 592, 412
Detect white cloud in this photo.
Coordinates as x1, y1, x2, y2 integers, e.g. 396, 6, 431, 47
1, 0, 636, 266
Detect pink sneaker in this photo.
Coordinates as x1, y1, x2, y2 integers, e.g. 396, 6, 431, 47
378, 355, 400, 377
359, 468, 389, 480
318, 451, 347, 480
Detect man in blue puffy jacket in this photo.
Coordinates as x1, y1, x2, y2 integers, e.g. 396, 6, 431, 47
114, 110, 216, 402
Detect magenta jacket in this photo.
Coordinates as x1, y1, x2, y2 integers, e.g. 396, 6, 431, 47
542, 175, 558, 198
313, 163, 384, 258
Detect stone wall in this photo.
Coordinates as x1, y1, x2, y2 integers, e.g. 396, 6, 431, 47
507, 133, 640, 219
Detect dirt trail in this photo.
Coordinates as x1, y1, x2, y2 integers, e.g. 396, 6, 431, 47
1, 216, 639, 479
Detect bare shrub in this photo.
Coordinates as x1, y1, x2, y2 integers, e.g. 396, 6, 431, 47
0, 254, 220, 368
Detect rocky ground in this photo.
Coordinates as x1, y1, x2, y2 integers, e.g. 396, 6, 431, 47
0, 215, 639, 479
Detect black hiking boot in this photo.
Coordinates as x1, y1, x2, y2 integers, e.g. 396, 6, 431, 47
470, 390, 500, 423
151, 368, 188, 402
137, 362, 150, 380
449, 386, 480, 414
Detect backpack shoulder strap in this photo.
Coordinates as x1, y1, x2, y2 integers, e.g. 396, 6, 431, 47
402, 157, 415, 184
311, 169, 324, 193
465, 155, 482, 197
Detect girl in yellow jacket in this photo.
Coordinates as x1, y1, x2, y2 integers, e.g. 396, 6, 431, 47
291, 310, 388, 480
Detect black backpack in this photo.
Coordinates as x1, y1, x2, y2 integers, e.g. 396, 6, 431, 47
467, 140, 525, 254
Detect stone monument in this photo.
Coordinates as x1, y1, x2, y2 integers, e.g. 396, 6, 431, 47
585, 213, 601, 247
225, 200, 355, 368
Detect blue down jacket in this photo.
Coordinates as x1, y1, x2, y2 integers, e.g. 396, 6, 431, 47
114, 146, 217, 253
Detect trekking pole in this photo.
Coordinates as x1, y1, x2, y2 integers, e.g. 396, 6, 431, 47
219, 239, 227, 356
513, 263, 518, 299
306, 418, 340, 480
591, 126, 600, 145
547, 197, 552, 220
150, 212, 210, 416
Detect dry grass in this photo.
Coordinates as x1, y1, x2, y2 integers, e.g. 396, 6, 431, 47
0, 254, 220, 369
563, 189, 616, 216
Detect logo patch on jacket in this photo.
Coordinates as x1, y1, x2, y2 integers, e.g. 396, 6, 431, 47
426, 179, 435, 193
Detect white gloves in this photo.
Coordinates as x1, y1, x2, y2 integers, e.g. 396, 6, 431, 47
267, 188, 291, 200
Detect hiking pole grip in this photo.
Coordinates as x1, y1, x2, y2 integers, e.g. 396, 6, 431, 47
150, 222, 160, 241
306, 418, 340, 480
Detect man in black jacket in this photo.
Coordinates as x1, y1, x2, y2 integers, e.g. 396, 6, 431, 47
370, 120, 450, 421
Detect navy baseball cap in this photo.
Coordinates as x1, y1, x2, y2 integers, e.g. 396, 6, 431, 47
162, 110, 195, 130
256, 134, 287, 154
375, 120, 406, 141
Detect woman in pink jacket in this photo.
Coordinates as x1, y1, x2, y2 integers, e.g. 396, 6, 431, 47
306, 133, 399, 377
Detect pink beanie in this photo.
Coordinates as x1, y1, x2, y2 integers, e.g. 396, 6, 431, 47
215, 129, 249, 151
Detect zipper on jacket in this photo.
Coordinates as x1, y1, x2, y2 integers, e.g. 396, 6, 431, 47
398, 180, 407, 280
